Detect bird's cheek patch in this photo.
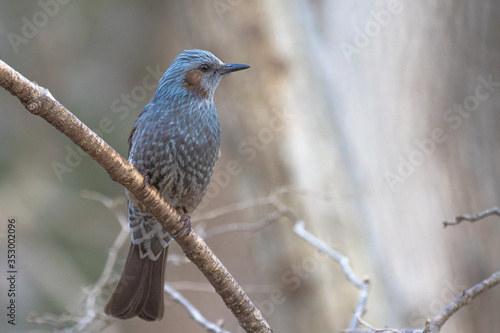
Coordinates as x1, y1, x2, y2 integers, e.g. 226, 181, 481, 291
183, 69, 210, 99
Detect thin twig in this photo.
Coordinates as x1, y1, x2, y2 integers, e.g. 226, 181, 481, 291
164, 284, 233, 333
168, 281, 275, 294
74, 192, 129, 332
194, 197, 275, 222
202, 211, 283, 238
293, 221, 365, 288
194, 185, 331, 223
443, 206, 500, 227
28, 192, 127, 332
293, 220, 370, 329
344, 268, 500, 333
428, 270, 500, 332
356, 315, 404, 333
196, 187, 373, 331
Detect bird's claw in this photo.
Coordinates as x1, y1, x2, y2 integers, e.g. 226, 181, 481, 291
173, 210, 192, 238
141, 170, 152, 190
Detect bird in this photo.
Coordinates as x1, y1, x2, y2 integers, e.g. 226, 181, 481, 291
104, 49, 250, 321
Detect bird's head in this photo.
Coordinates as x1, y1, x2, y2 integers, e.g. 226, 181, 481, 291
153, 49, 250, 102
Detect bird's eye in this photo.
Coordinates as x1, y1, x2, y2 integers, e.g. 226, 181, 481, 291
199, 64, 210, 72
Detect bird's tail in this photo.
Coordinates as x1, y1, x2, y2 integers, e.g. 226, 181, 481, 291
104, 243, 168, 321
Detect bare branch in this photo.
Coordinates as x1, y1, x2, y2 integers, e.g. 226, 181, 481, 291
343, 328, 426, 333
344, 264, 500, 333
191, 189, 500, 333
428, 270, 500, 332
73, 192, 129, 332
293, 221, 370, 330
194, 185, 331, 223
28, 192, 126, 332
168, 281, 275, 294
80, 190, 128, 229
274, 196, 500, 333
195, 197, 275, 222
355, 315, 408, 333
0, 60, 271, 333
443, 206, 500, 227
164, 284, 233, 333
194, 187, 375, 331
202, 211, 283, 238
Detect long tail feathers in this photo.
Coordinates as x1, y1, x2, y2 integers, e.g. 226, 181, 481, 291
104, 243, 168, 321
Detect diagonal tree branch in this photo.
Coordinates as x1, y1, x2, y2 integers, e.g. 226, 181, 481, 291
293, 220, 370, 330
0, 59, 272, 333
344, 268, 500, 333
345, 206, 500, 333
428, 270, 500, 332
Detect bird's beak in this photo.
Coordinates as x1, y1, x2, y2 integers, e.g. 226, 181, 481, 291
218, 63, 251, 75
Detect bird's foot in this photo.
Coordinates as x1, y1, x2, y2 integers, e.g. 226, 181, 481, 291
173, 209, 192, 238
141, 169, 152, 190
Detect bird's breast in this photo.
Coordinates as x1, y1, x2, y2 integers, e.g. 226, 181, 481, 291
129, 102, 221, 211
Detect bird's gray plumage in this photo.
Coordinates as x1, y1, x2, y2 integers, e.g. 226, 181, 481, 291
105, 49, 249, 321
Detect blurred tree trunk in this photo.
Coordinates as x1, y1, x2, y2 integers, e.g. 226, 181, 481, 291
243, 1, 500, 332
165, 1, 500, 332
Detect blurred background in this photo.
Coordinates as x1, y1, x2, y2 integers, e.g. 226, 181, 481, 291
1, 1, 500, 332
